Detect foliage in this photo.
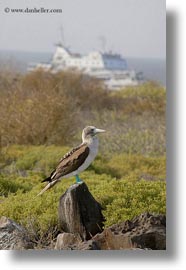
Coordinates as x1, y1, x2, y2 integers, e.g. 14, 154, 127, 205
114, 81, 166, 99
0, 171, 166, 238
1, 145, 166, 180
0, 145, 166, 242
0, 71, 166, 157
0, 70, 166, 247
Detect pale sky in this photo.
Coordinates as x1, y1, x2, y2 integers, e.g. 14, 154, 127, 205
0, 0, 166, 59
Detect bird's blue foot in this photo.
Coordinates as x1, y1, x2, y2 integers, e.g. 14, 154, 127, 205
75, 175, 83, 183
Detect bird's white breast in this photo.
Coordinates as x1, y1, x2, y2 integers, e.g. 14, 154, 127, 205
60, 137, 99, 179
76, 137, 99, 174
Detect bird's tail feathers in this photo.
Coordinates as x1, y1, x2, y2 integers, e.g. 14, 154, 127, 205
37, 179, 59, 196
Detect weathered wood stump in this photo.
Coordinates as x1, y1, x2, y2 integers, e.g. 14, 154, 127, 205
58, 182, 105, 240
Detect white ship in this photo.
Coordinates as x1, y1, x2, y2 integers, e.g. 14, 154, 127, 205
28, 43, 143, 90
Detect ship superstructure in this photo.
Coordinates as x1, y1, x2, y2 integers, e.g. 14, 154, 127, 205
28, 43, 143, 90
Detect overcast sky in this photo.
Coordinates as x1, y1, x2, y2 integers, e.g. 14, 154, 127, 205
0, 0, 165, 59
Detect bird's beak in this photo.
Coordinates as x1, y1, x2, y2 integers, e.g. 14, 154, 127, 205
95, 128, 106, 134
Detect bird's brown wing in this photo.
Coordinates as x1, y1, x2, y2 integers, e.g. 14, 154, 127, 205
50, 143, 89, 180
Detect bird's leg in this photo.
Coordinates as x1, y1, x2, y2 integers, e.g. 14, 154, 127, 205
75, 175, 82, 183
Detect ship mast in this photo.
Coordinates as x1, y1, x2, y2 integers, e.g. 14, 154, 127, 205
60, 25, 66, 46
98, 35, 106, 52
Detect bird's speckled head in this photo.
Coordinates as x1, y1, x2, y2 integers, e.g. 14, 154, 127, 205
82, 126, 105, 143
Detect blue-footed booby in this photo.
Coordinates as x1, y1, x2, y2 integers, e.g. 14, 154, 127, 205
37, 126, 105, 195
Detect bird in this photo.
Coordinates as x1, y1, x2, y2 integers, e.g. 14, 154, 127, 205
37, 126, 105, 196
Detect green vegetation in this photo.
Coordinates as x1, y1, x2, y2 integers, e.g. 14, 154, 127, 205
0, 145, 166, 239
0, 70, 166, 246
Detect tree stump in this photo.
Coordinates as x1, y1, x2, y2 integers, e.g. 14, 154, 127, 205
58, 182, 105, 240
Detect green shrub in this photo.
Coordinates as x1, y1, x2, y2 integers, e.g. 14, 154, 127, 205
0, 174, 34, 196
107, 154, 166, 179
92, 154, 166, 181
102, 179, 166, 226
1, 145, 72, 175
1, 146, 166, 182
0, 171, 166, 238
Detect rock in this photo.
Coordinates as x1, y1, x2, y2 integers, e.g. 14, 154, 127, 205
57, 184, 165, 250
55, 232, 100, 250
77, 239, 100, 250
55, 232, 82, 250
92, 213, 166, 250
0, 216, 33, 250
58, 182, 104, 240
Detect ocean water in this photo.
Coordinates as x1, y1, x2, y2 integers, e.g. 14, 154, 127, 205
127, 57, 166, 87
0, 50, 166, 87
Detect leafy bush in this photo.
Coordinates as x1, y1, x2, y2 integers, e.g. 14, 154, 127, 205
101, 179, 166, 226
0, 174, 35, 196
0, 172, 166, 237
1, 145, 76, 176
106, 154, 166, 180
1, 145, 166, 181
0, 144, 166, 245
